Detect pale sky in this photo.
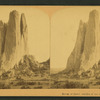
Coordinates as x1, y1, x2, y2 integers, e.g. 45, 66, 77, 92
0, 6, 50, 62
51, 6, 100, 73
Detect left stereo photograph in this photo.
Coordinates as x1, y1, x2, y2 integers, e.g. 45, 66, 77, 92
0, 6, 50, 89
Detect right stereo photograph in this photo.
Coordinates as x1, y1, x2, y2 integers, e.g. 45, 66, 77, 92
51, 6, 100, 89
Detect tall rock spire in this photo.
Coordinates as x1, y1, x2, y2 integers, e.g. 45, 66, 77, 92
4, 10, 20, 60
66, 20, 86, 73
66, 9, 100, 73
81, 10, 100, 71
0, 10, 28, 71
20, 13, 28, 55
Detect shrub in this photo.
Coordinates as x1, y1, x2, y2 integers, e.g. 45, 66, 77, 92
34, 86, 43, 89
52, 80, 89, 89
38, 82, 43, 85
15, 81, 26, 86
27, 82, 36, 85
64, 81, 89, 89
95, 81, 100, 85
0, 83, 10, 89
21, 85, 30, 89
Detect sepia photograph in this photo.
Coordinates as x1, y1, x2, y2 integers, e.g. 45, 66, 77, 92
0, 6, 100, 96
51, 6, 100, 89
0, 6, 50, 89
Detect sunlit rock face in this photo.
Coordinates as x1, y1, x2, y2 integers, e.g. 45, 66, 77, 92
66, 10, 100, 73
66, 20, 86, 72
0, 10, 28, 71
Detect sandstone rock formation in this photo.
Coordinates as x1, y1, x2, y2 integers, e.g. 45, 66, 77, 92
66, 10, 100, 74
0, 55, 50, 80
66, 20, 86, 73
0, 21, 7, 59
0, 10, 28, 72
20, 13, 28, 55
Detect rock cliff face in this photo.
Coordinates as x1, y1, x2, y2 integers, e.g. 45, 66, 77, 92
66, 10, 100, 74
0, 21, 7, 59
20, 13, 28, 55
0, 10, 28, 71
66, 20, 86, 72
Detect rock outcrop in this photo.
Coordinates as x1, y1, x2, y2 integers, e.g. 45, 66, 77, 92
0, 55, 50, 80
0, 10, 28, 72
66, 10, 100, 74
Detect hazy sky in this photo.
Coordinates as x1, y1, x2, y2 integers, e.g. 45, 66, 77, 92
51, 6, 100, 73
0, 6, 50, 62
